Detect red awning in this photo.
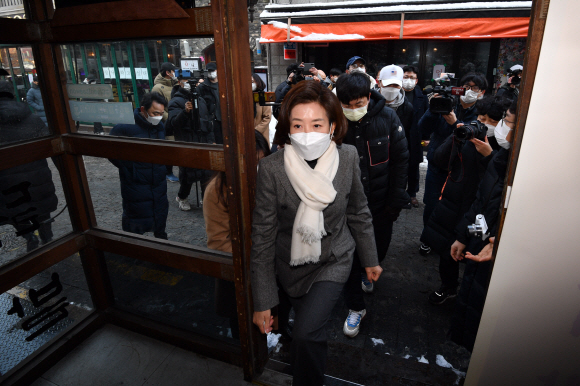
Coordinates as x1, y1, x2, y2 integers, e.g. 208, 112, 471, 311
260, 17, 529, 43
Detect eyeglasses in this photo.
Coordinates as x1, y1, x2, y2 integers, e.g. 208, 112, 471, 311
463, 84, 481, 92
350, 63, 365, 69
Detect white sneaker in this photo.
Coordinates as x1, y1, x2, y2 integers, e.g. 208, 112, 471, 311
176, 196, 191, 211
343, 309, 366, 337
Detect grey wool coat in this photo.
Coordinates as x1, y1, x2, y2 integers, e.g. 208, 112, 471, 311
251, 144, 379, 312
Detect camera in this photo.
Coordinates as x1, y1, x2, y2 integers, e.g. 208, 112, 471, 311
423, 73, 465, 114
467, 214, 489, 240
454, 120, 487, 142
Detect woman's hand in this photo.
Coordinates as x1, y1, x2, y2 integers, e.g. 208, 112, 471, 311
365, 265, 383, 283
470, 136, 493, 157
253, 310, 274, 334
465, 237, 495, 262
450, 240, 466, 261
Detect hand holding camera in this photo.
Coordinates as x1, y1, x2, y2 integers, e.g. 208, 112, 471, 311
470, 136, 492, 157
185, 101, 193, 113
442, 111, 457, 126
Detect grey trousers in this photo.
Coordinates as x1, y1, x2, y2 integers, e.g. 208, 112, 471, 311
284, 280, 344, 386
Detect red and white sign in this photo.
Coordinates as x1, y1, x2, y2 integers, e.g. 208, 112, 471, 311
284, 43, 297, 60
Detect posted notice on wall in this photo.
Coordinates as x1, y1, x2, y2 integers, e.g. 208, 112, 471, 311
69, 101, 135, 124
433, 65, 445, 80
284, 42, 297, 60
67, 84, 114, 100
181, 58, 201, 71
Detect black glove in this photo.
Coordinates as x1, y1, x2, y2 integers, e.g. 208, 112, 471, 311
384, 206, 402, 222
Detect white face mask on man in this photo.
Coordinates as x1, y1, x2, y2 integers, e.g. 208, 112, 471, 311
380, 87, 400, 102
145, 112, 163, 126
208, 71, 218, 80
460, 89, 481, 104
402, 78, 416, 91
485, 123, 496, 137
289, 126, 334, 161
342, 105, 368, 122
350, 67, 366, 74
494, 119, 512, 149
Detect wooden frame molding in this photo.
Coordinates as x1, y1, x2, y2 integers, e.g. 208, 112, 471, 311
0, 136, 61, 172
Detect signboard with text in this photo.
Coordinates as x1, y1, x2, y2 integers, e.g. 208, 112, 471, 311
181, 58, 202, 71
284, 42, 297, 60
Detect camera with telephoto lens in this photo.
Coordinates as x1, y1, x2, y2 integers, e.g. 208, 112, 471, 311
467, 214, 489, 240
454, 120, 487, 142
423, 73, 465, 114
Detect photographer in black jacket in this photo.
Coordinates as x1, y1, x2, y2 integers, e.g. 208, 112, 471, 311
167, 81, 214, 211
336, 72, 409, 337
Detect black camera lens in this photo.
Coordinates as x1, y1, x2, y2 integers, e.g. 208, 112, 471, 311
454, 121, 486, 141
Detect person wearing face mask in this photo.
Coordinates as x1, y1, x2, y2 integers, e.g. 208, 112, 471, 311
336, 72, 409, 337
251, 80, 381, 386
326, 68, 342, 91
167, 78, 214, 211
418, 72, 486, 258
108, 92, 169, 240
496, 64, 522, 104
252, 73, 272, 143
402, 66, 429, 208
152, 62, 180, 183
196, 62, 223, 144
446, 100, 517, 352
26, 76, 47, 125
474, 95, 511, 152
421, 73, 495, 306
332, 56, 376, 97
378, 65, 415, 208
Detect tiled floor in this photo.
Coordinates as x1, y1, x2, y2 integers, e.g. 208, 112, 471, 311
30, 324, 252, 386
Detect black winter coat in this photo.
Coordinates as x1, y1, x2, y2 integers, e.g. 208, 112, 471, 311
343, 89, 410, 214
167, 88, 214, 184
0, 98, 57, 227
407, 87, 429, 165
197, 81, 221, 122
449, 148, 509, 352
109, 109, 168, 235
421, 130, 493, 254
389, 96, 415, 164
496, 85, 519, 104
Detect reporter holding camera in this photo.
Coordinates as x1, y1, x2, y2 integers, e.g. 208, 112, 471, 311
418, 73, 485, 257
167, 81, 214, 211
252, 74, 272, 142
447, 100, 517, 351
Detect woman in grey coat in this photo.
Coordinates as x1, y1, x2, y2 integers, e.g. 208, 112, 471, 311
251, 81, 382, 386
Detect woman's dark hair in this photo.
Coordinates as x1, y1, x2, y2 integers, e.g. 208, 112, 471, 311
142, 91, 168, 109
211, 130, 271, 207
329, 68, 342, 77
335, 72, 370, 105
252, 73, 266, 91
273, 80, 348, 147
460, 72, 488, 92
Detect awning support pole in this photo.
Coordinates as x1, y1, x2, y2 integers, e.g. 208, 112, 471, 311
399, 12, 405, 39
287, 17, 291, 41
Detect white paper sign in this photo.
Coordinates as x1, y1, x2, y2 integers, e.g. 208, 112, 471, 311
181, 59, 200, 71
102, 67, 109, 78
137, 68, 148, 80
433, 64, 445, 80
28, 74, 34, 84
135, 68, 142, 79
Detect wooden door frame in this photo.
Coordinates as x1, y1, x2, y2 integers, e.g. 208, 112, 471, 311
0, 0, 267, 384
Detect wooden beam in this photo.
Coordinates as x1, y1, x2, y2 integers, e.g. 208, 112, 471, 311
0, 233, 85, 294
79, 246, 115, 311
212, 0, 268, 381
0, 19, 40, 44
107, 308, 243, 367
0, 137, 60, 172
0, 312, 105, 386
85, 228, 235, 281
63, 134, 226, 172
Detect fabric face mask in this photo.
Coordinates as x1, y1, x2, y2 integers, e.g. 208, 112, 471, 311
183, 82, 191, 91
485, 123, 496, 137
351, 67, 366, 74
146, 113, 163, 126
208, 71, 218, 80
494, 120, 512, 149
402, 79, 416, 91
380, 87, 400, 101
342, 105, 368, 122
252, 83, 257, 91
289, 127, 333, 161
460, 90, 481, 104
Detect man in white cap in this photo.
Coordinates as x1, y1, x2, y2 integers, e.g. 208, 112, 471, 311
378, 65, 414, 209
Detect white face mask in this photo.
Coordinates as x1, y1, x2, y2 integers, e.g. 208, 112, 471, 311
146, 112, 163, 126
494, 120, 512, 149
485, 123, 496, 137
252, 83, 257, 91
342, 105, 368, 122
289, 126, 333, 161
350, 67, 366, 74
208, 71, 217, 80
402, 79, 416, 91
183, 82, 191, 91
460, 89, 481, 104
380, 86, 400, 102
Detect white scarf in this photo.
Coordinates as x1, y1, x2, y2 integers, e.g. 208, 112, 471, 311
284, 142, 339, 266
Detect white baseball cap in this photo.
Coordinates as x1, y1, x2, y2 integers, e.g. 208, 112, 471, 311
378, 64, 403, 87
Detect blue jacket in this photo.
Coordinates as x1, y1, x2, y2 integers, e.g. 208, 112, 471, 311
109, 109, 168, 236
419, 101, 478, 174
26, 86, 47, 125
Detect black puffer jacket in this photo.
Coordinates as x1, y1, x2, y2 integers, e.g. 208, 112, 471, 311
388, 95, 415, 163
420, 129, 494, 254
0, 97, 57, 227
343, 89, 410, 214
408, 87, 429, 165
167, 87, 214, 183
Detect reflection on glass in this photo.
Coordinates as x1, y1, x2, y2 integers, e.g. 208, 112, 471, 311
0, 253, 93, 375
0, 156, 73, 268
424, 41, 455, 83
458, 41, 491, 80
105, 252, 239, 341
60, 38, 222, 144
389, 40, 421, 69
0, 1, 26, 19
83, 156, 209, 247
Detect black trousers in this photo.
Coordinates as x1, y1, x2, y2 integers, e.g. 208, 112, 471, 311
439, 251, 459, 289
407, 161, 420, 198
344, 216, 393, 312
281, 281, 344, 386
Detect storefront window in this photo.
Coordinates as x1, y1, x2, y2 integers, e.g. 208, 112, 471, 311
389, 40, 421, 69
459, 41, 491, 80
424, 41, 455, 83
